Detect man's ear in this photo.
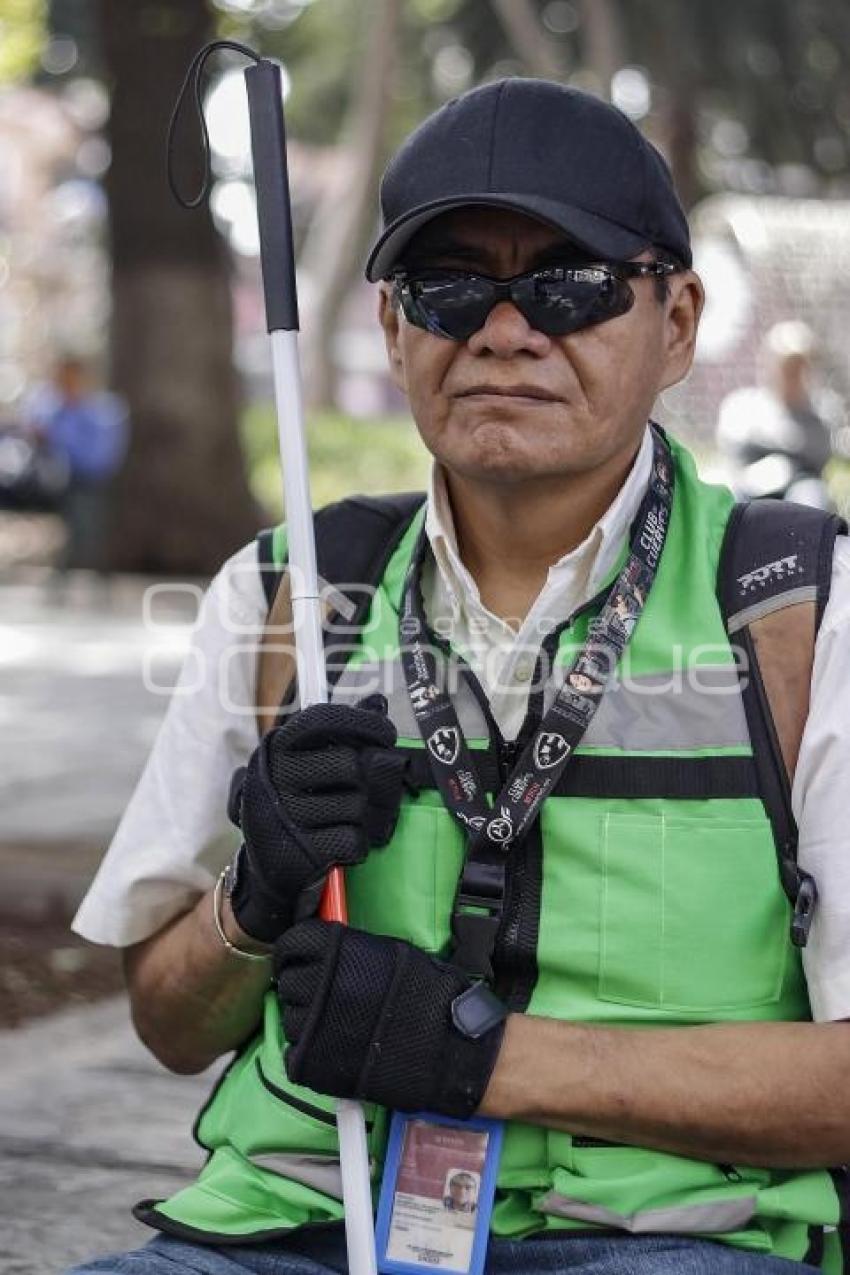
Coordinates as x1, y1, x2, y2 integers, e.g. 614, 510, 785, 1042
658, 270, 705, 392
378, 283, 407, 394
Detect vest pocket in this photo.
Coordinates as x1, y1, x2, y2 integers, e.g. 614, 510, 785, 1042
255, 1057, 344, 1132
249, 1048, 344, 1156
598, 812, 788, 1014
253, 1047, 391, 1181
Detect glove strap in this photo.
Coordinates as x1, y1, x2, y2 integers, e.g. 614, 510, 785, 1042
451, 982, 507, 1039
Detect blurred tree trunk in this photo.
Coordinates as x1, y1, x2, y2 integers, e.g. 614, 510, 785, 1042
662, 88, 699, 210
99, 0, 258, 574
578, 0, 626, 99
651, 0, 700, 209
298, 0, 399, 409
489, 0, 564, 79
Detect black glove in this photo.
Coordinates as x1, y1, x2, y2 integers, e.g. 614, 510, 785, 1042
228, 700, 409, 943
274, 919, 507, 1119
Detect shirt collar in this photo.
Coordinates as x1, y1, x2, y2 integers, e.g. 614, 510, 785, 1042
424, 425, 654, 616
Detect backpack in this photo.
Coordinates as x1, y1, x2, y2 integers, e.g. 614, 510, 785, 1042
255, 492, 845, 947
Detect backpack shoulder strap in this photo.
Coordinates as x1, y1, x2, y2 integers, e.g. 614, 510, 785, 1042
313, 491, 426, 617
717, 498, 846, 944
255, 491, 425, 735
256, 526, 280, 610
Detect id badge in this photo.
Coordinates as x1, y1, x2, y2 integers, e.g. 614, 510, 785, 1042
375, 1111, 503, 1275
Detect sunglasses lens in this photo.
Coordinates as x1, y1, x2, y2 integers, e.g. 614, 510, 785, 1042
514, 268, 634, 336
403, 275, 495, 340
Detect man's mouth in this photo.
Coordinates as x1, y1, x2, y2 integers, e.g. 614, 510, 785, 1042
455, 384, 562, 402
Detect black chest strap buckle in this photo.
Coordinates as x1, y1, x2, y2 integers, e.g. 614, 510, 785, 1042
450, 856, 507, 981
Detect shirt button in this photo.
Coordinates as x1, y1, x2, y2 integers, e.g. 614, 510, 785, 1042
514, 659, 534, 684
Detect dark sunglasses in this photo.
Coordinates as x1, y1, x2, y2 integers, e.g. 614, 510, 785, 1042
391, 260, 680, 341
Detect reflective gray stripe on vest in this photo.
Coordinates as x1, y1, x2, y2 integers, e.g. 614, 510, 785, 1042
574, 665, 749, 751
537, 1191, 758, 1234
332, 660, 749, 752
249, 1153, 345, 1200
726, 585, 817, 634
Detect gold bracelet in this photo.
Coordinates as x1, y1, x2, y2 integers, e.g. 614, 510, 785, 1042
212, 868, 271, 962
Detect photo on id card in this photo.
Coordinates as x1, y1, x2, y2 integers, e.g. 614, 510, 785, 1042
375, 1111, 503, 1275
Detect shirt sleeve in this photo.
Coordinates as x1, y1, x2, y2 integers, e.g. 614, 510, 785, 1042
794, 534, 850, 1021
72, 540, 269, 947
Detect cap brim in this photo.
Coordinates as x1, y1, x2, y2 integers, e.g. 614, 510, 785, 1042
365, 192, 651, 281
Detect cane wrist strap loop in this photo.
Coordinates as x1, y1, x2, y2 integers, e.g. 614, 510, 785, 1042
167, 40, 262, 210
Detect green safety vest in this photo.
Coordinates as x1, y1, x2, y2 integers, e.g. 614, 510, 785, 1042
137, 436, 847, 1271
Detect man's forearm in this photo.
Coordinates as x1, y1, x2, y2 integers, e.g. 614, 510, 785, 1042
123, 886, 273, 1074
480, 1013, 850, 1168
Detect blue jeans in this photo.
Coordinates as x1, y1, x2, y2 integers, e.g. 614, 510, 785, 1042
65, 1225, 820, 1273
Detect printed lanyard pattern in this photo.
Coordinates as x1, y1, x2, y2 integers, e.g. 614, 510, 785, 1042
399, 426, 675, 978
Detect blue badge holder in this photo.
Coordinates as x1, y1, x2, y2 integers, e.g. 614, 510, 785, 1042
375, 1111, 504, 1275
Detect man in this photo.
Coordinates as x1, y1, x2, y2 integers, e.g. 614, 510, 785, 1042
716, 321, 836, 507
69, 80, 850, 1274
26, 355, 128, 574
445, 1172, 479, 1215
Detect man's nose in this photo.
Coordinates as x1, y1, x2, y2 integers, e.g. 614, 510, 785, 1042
465, 300, 552, 359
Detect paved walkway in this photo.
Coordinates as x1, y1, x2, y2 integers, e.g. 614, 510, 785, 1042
0, 571, 200, 917
0, 520, 260, 1274
0, 570, 206, 1263
0, 995, 223, 1274
0, 568, 230, 1271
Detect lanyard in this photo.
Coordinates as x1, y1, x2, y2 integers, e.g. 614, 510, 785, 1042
399, 426, 675, 980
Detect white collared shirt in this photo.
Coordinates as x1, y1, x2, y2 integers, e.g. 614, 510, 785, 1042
72, 433, 850, 1021
422, 428, 654, 741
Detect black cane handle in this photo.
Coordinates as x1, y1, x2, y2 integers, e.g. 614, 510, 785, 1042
245, 59, 299, 333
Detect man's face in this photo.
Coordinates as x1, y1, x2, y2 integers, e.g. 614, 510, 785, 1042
449, 1177, 475, 1208
379, 206, 702, 487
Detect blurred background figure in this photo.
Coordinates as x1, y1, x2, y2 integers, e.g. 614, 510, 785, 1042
718, 318, 835, 507
715, 321, 838, 508
24, 355, 128, 574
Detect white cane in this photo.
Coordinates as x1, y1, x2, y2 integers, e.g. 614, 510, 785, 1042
167, 43, 378, 1275
244, 56, 378, 1275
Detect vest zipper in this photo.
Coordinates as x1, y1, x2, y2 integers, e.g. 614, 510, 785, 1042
718, 1163, 744, 1182
492, 734, 542, 1011
452, 658, 544, 1009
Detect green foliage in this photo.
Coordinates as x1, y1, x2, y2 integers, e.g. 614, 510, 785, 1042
231, 0, 850, 199
241, 403, 431, 516
411, 0, 463, 18
230, 0, 362, 147
0, 0, 45, 82
622, 0, 850, 187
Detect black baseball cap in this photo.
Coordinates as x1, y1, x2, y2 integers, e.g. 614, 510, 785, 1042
365, 78, 691, 281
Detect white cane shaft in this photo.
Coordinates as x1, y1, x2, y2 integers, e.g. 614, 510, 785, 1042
269, 330, 327, 707
338, 1099, 378, 1272
268, 329, 377, 1275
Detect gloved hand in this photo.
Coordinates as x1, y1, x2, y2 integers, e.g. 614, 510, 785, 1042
228, 700, 409, 943
274, 919, 508, 1118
